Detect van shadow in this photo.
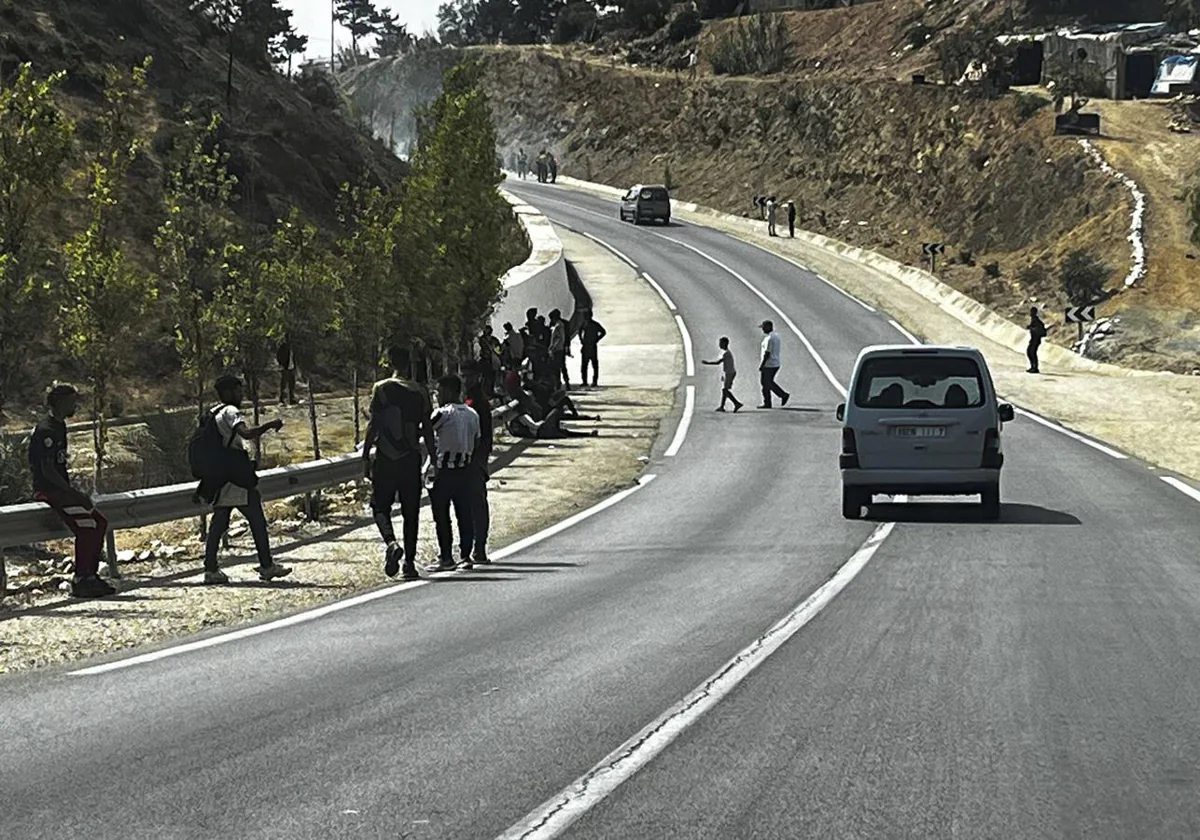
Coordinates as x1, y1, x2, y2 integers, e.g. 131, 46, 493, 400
867, 502, 1081, 525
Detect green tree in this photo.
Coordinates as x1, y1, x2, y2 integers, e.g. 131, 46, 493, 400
376, 16, 415, 57
60, 58, 159, 492
155, 112, 239, 419
1045, 53, 1108, 114
335, 0, 385, 60
553, 2, 599, 44
1060, 249, 1112, 308
336, 182, 403, 442
191, 0, 242, 104
0, 65, 76, 420
1165, 0, 1200, 28
239, 0, 293, 67
281, 29, 309, 76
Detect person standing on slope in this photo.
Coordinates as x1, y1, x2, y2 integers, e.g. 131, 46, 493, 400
702, 336, 743, 413
758, 319, 791, 409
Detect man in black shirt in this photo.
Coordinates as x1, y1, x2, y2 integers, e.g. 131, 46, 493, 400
463, 362, 495, 564
28, 383, 115, 598
1027, 307, 1051, 374
363, 346, 436, 580
578, 310, 607, 387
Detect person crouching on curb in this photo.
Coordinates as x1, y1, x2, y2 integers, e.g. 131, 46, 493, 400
200, 374, 292, 584
429, 375, 480, 572
28, 383, 115, 599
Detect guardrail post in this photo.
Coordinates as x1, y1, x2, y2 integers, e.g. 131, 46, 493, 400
105, 529, 121, 579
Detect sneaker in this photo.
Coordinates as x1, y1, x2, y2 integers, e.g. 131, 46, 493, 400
473, 554, 491, 565
459, 557, 474, 570
71, 575, 115, 598
203, 569, 230, 585
400, 562, 421, 581
781, 393, 791, 406
259, 564, 292, 581
384, 543, 401, 578
434, 558, 458, 572
733, 403, 743, 413
758, 403, 772, 409
716, 406, 726, 412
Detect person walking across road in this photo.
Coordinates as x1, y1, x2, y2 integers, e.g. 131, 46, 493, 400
787, 200, 797, 238
578, 310, 607, 387
429, 375, 480, 572
702, 337, 743, 413
549, 308, 570, 389
758, 319, 791, 409
1027, 306, 1051, 374
767, 196, 778, 237
463, 362, 494, 565
202, 375, 292, 584
362, 346, 436, 580
28, 383, 115, 598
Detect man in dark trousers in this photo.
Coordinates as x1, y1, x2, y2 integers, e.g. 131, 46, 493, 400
276, 338, 297, 405
578, 310, 607, 387
549, 154, 558, 183
363, 345, 436, 580
758, 319, 791, 409
549, 308, 570, 389
429, 375, 480, 571
787, 200, 797, 238
463, 362, 494, 565
1027, 306, 1051, 374
28, 383, 114, 598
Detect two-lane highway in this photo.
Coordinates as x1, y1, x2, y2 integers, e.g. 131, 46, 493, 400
4, 180, 1200, 839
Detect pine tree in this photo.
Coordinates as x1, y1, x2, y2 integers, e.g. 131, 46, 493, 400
335, 0, 386, 62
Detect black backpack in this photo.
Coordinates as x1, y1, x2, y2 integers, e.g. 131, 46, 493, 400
188, 406, 258, 488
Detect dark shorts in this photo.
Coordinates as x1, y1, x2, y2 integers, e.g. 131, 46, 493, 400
581, 344, 599, 360
371, 455, 422, 513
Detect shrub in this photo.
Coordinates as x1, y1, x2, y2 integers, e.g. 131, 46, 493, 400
0, 431, 31, 506
907, 24, 933, 50
1015, 92, 1050, 122
623, 0, 669, 35
1019, 263, 1049, 289
553, 2, 599, 44
709, 13, 791, 76
956, 248, 976, 267
1060, 249, 1112, 307
668, 7, 703, 42
141, 409, 198, 487
984, 261, 1002, 278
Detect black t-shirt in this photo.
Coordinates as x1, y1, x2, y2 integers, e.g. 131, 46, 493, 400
370, 377, 430, 461
28, 415, 69, 493
579, 320, 606, 347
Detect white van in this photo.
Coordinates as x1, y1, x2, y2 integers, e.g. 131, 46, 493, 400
837, 345, 1014, 520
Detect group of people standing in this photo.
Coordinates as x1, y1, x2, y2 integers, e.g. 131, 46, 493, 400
702, 319, 793, 412
514, 148, 558, 184
753, 195, 798, 239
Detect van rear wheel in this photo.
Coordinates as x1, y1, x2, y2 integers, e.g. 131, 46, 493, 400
980, 485, 1001, 521
842, 487, 867, 520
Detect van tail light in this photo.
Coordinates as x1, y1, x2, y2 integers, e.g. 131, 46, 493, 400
840, 428, 860, 469
981, 428, 1003, 468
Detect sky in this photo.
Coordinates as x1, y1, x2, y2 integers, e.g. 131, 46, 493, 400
280, 0, 440, 58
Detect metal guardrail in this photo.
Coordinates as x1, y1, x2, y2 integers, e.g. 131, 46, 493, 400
0, 401, 520, 552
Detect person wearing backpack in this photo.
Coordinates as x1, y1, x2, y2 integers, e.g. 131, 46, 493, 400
362, 345, 436, 581
199, 374, 292, 584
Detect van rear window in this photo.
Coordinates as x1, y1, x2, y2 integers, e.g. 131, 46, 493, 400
853, 356, 985, 409
640, 188, 669, 201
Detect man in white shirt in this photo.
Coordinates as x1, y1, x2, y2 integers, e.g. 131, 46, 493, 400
702, 336, 743, 412
758, 319, 791, 409
429, 375, 481, 571
203, 374, 292, 584
766, 196, 778, 237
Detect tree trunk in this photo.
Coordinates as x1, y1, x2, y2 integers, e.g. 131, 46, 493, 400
352, 368, 361, 446
305, 371, 322, 521
226, 30, 235, 106
91, 387, 105, 494
249, 368, 263, 463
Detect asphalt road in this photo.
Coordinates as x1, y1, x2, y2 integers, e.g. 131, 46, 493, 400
5, 181, 1200, 839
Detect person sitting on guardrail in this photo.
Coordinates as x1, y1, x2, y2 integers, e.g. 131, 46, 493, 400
363, 346, 435, 581
429, 375, 480, 572
202, 374, 292, 585
463, 362, 494, 565
28, 383, 115, 599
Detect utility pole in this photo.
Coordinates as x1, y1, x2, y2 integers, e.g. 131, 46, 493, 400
330, 0, 336, 75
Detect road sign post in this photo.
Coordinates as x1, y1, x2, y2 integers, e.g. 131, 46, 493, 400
922, 242, 945, 274
1065, 305, 1097, 346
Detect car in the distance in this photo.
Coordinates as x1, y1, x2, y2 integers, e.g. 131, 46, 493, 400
837, 345, 1014, 520
619, 184, 671, 225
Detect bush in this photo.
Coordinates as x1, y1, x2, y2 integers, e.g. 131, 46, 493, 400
1019, 263, 1049, 289
956, 248, 976, 267
699, 0, 745, 17
141, 409, 198, 487
1015, 92, 1050, 122
553, 2, 599, 44
0, 431, 31, 506
668, 7, 703, 42
984, 261, 1002, 278
623, 0, 670, 35
1060, 249, 1112, 307
295, 66, 341, 110
907, 24, 933, 50
710, 13, 791, 76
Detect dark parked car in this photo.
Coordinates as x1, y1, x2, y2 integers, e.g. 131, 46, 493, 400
619, 184, 671, 225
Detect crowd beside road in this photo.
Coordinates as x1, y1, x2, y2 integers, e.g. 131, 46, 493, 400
21, 300, 612, 598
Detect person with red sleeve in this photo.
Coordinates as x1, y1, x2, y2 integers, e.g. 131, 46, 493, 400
463, 362, 494, 565
28, 383, 115, 598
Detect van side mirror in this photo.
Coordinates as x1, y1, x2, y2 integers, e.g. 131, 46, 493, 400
998, 403, 1014, 423
836, 403, 845, 422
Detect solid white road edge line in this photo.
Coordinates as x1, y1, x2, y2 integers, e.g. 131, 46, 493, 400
651, 231, 848, 399
71, 475, 660, 677
675, 315, 696, 377
1162, 476, 1200, 504
580, 230, 637, 270
664, 386, 696, 458
889, 319, 922, 345
496, 515, 901, 840
1012, 408, 1127, 460
641, 271, 677, 311
741, 238, 876, 313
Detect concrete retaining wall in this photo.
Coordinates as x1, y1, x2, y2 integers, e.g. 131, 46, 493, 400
494, 188, 573, 332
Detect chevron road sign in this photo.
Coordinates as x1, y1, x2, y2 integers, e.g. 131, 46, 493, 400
1065, 306, 1097, 324
922, 242, 945, 273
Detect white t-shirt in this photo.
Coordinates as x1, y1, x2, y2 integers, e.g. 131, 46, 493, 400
211, 403, 248, 508
718, 348, 736, 381
761, 332, 781, 368
432, 403, 481, 470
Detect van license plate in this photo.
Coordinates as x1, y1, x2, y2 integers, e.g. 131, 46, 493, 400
894, 426, 945, 438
